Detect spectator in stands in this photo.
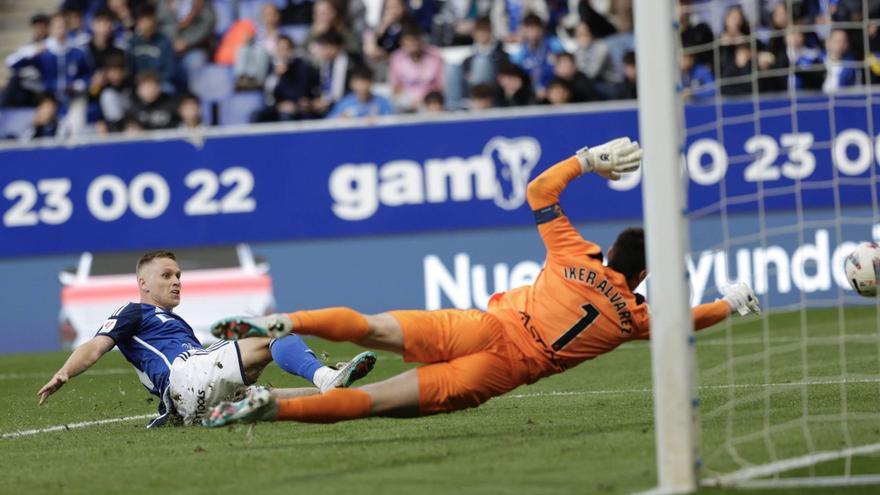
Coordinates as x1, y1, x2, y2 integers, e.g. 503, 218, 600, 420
328, 66, 394, 118
126, 71, 179, 130
59, 0, 104, 19
403, 0, 436, 35
720, 42, 754, 96
62, 7, 91, 47
97, 53, 133, 133
87, 10, 126, 72
280, 0, 316, 27
157, 0, 216, 85
572, 21, 619, 88
822, 28, 858, 93
785, 27, 825, 91
389, 23, 444, 111
490, 0, 548, 42
259, 3, 284, 59
304, 0, 360, 54
29, 93, 60, 139
719, 5, 751, 69
445, 16, 508, 109
680, 50, 715, 100
764, 1, 789, 59
234, 29, 271, 90
31, 13, 51, 43
432, 0, 493, 46
106, 0, 136, 41
615, 50, 636, 99
256, 35, 319, 122
540, 77, 573, 105
678, 0, 714, 68
130, 5, 177, 92
461, 17, 509, 90
363, 0, 411, 77
578, 0, 617, 39
511, 14, 564, 100
177, 92, 203, 130
493, 62, 533, 107
468, 83, 493, 110
1, 14, 51, 108
6, 13, 91, 107
423, 89, 445, 112
310, 30, 364, 115
85, 10, 126, 122
552, 52, 596, 102
602, 0, 635, 72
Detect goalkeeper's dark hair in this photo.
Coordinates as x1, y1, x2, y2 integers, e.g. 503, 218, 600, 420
136, 250, 177, 274
608, 227, 645, 281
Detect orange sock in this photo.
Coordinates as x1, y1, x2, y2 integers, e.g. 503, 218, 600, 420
288, 307, 370, 342
277, 388, 372, 423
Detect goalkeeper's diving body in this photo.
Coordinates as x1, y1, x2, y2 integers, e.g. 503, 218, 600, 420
204, 137, 761, 427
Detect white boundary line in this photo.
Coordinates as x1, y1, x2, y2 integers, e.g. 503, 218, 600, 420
1, 414, 154, 439
4, 377, 880, 439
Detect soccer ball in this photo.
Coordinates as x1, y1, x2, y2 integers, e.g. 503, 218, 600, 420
844, 242, 880, 297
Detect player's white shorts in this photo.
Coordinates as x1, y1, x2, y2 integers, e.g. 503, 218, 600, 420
168, 340, 247, 425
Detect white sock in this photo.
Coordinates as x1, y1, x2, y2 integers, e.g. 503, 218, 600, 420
312, 366, 336, 390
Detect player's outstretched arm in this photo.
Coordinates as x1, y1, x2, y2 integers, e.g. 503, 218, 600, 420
37, 335, 115, 405
526, 137, 642, 210
693, 282, 761, 331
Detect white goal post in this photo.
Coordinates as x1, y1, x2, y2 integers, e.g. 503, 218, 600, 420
635, 0, 880, 492
634, 0, 700, 493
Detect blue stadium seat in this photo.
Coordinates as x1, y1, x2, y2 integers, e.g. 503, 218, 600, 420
220, 91, 265, 126
0, 108, 35, 140
190, 64, 235, 102
237, 0, 287, 23
213, 0, 234, 35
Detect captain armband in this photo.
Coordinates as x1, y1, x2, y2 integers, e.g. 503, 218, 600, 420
533, 203, 565, 225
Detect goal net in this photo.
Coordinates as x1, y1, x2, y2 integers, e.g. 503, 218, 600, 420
640, 0, 880, 490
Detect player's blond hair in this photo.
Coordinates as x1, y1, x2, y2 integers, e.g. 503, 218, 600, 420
136, 250, 177, 274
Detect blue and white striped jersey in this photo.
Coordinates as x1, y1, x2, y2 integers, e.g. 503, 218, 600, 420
96, 302, 203, 425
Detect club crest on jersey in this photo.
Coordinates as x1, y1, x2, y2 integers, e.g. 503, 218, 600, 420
328, 136, 542, 221
99, 319, 117, 333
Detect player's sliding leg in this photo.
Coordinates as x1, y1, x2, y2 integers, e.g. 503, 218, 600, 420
212, 307, 406, 354
204, 346, 528, 427
236, 335, 376, 392
204, 369, 421, 427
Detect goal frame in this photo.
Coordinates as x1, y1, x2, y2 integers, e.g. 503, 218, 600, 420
634, 0, 700, 493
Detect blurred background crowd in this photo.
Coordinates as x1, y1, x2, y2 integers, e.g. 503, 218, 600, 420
0, 0, 878, 140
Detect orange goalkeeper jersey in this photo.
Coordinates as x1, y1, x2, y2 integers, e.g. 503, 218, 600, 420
487, 156, 729, 376
487, 157, 650, 374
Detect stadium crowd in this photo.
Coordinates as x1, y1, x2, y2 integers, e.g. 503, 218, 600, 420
1, 0, 878, 139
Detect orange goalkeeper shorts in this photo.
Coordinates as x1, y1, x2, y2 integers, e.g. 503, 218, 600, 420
389, 309, 533, 414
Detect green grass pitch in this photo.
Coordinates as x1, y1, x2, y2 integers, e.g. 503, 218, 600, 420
2, 306, 879, 495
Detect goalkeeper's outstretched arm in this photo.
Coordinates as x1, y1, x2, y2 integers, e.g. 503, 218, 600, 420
526, 138, 642, 256
526, 137, 643, 210
37, 335, 115, 405
641, 282, 761, 339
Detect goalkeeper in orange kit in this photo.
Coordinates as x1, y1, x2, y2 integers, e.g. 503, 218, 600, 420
202, 137, 761, 427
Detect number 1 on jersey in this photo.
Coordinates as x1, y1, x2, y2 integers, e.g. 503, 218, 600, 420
552, 303, 600, 351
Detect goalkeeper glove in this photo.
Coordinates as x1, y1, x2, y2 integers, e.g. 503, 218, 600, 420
576, 137, 643, 181
720, 282, 761, 316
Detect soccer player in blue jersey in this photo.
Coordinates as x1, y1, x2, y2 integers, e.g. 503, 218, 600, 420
37, 250, 376, 426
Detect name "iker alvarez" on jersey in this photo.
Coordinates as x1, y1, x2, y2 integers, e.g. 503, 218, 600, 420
562, 266, 634, 332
